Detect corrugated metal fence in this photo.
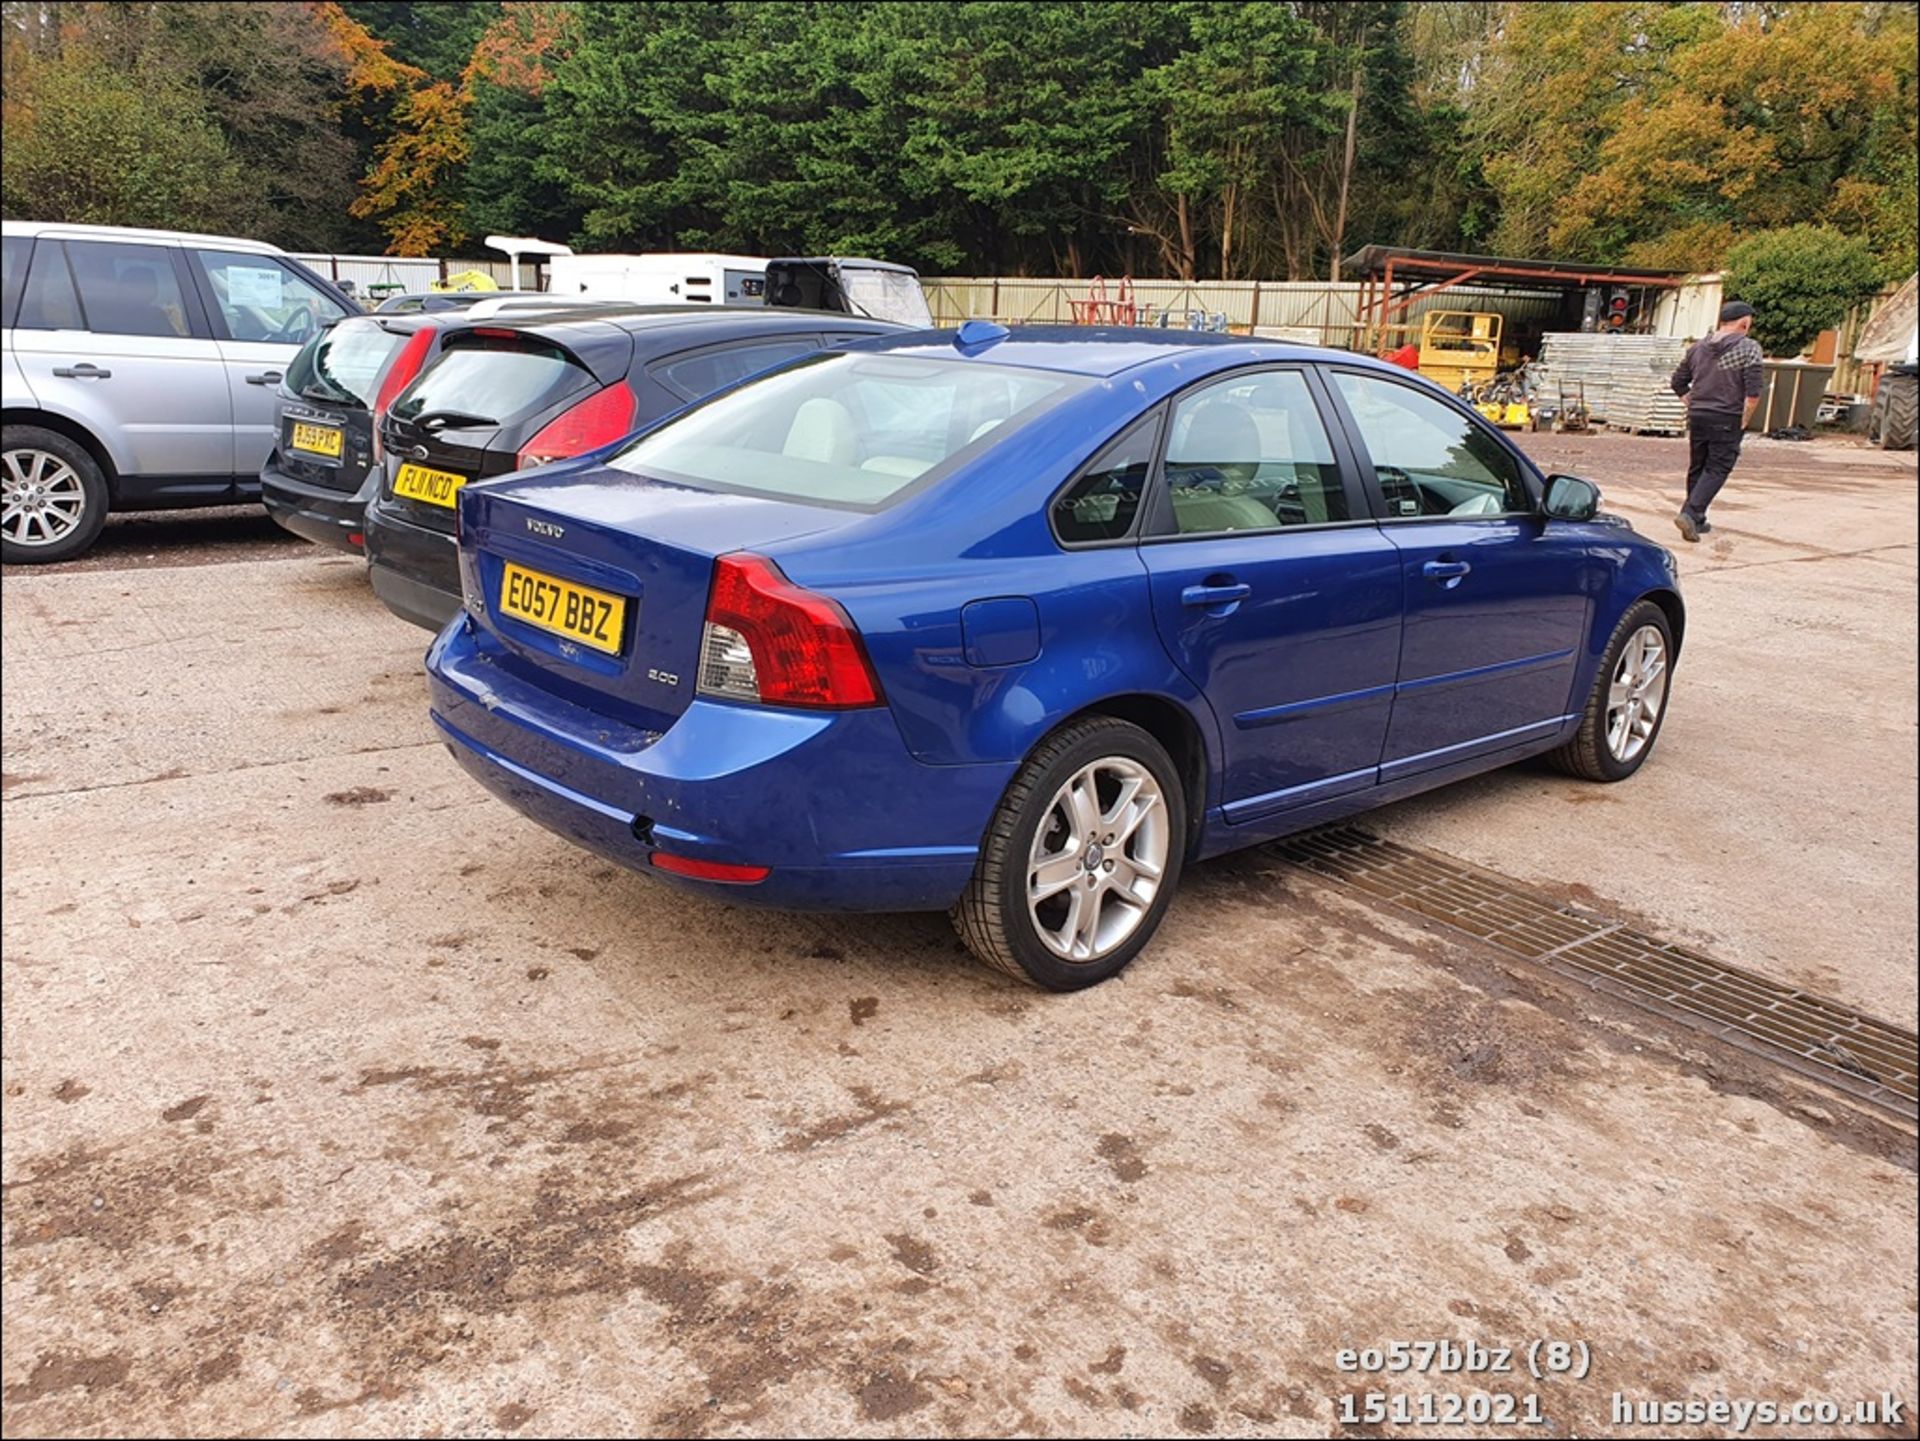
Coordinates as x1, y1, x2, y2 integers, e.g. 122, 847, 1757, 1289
922, 277, 1565, 348
290, 253, 545, 295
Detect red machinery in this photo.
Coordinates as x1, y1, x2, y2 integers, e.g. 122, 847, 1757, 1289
1069, 275, 1139, 327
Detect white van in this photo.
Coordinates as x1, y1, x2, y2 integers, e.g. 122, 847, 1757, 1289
544, 253, 769, 307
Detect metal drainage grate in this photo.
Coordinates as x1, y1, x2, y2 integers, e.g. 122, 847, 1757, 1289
1271, 826, 1920, 1122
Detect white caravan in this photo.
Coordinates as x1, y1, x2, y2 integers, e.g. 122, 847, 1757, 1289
543, 252, 769, 306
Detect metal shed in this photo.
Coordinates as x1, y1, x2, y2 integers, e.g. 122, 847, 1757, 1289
1343, 245, 1686, 354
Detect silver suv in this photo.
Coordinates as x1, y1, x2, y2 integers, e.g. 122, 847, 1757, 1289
2, 221, 359, 563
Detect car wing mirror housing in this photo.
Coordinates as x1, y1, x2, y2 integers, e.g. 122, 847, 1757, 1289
1542, 473, 1601, 522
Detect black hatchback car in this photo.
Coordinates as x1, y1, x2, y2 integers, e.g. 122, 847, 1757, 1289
260, 312, 434, 552
261, 298, 632, 553
365, 306, 901, 629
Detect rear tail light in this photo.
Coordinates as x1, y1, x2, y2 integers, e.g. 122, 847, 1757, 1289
697, 553, 881, 710
649, 852, 768, 884
371, 329, 436, 462
516, 383, 638, 470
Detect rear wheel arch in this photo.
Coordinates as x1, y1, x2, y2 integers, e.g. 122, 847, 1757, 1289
2, 408, 120, 498
954, 710, 1191, 989
1047, 693, 1211, 860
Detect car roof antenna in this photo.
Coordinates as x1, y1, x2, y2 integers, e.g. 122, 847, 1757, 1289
955, 319, 1010, 353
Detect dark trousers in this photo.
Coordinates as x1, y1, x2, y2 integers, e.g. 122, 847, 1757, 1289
1683, 411, 1744, 520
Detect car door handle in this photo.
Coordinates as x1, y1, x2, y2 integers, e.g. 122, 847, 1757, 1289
1181, 580, 1252, 608
51, 363, 110, 379
1422, 559, 1472, 582
245, 370, 284, 386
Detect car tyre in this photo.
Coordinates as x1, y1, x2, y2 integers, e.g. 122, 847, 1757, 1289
2, 426, 110, 565
1546, 600, 1674, 782
953, 716, 1187, 991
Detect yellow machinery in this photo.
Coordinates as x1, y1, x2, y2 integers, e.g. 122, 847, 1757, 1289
1467, 358, 1541, 430
429, 269, 500, 293
1476, 395, 1536, 430
1417, 310, 1503, 394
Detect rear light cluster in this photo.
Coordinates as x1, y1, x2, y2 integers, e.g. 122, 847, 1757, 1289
370, 329, 436, 463
696, 553, 881, 710
517, 383, 638, 470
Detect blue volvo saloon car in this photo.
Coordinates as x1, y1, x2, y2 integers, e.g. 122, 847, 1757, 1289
425, 325, 1681, 990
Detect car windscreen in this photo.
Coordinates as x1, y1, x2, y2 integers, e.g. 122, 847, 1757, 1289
390, 338, 595, 426
607, 352, 1084, 509
839, 267, 932, 326
286, 317, 407, 407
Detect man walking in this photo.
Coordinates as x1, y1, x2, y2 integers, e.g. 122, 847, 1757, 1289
1668, 300, 1765, 542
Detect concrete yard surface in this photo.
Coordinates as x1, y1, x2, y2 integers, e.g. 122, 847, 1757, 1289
2, 432, 1915, 1438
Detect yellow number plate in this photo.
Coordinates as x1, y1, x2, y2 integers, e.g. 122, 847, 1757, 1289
499, 562, 627, 655
393, 462, 467, 508
290, 421, 342, 458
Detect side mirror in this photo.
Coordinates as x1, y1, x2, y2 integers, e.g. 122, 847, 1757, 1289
1542, 473, 1601, 522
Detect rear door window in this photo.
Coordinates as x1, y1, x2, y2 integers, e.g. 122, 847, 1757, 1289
189, 250, 346, 346
15, 241, 83, 331
65, 240, 192, 338
286, 317, 408, 407
650, 338, 819, 402
391, 340, 596, 426
1154, 369, 1349, 534
2, 237, 28, 327
1053, 414, 1161, 545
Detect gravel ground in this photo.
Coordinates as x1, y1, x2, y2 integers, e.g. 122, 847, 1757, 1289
2, 430, 1914, 1438
0, 505, 306, 574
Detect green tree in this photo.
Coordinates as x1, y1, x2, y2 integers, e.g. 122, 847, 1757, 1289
461, 3, 581, 244
695, 2, 926, 259
1, 1, 372, 249
1137, 2, 1325, 279
0, 47, 256, 233
535, 2, 735, 249
1466, 2, 1918, 274
1468, 3, 1719, 262
339, 1, 500, 79
154, 2, 370, 250
1272, 1, 1438, 280
1722, 225, 1887, 356
876, 1, 1153, 275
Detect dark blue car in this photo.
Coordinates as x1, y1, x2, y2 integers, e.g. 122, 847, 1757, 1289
425, 325, 1681, 990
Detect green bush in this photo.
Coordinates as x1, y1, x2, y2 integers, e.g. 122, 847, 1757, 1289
1721, 225, 1886, 356
1, 51, 259, 237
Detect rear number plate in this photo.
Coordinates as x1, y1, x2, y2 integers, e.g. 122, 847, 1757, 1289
499, 562, 627, 655
290, 421, 343, 458
393, 462, 467, 508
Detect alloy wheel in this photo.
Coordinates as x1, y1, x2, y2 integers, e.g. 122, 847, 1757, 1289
1605, 624, 1668, 763
1026, 756, 1169, 963
2, 449, 88, 549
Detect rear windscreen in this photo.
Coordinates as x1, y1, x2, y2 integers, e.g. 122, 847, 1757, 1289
391, 339, 593, 425
286, 318, 406, 406
607, 352, 1083, 509
839, 268, 932, 326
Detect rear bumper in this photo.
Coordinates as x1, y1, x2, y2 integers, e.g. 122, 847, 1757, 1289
364, 498, 461, 630
261, 461, 376, 553
425, 616, 1011, 911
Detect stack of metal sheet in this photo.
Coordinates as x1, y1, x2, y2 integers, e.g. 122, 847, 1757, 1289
1536, 333, 1691, 432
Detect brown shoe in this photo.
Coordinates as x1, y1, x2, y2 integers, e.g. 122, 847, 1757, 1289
1673, 512, 1700, 543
